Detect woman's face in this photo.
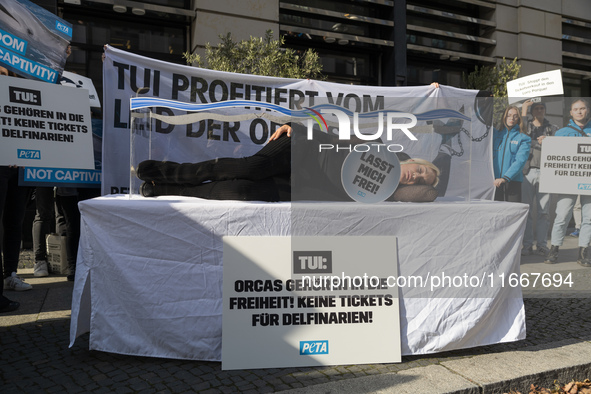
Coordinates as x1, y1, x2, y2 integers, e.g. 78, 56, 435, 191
531, 104, 546, 118
571, 101, 589, 124
505, 108, 520, 128
399, 163, 437, 186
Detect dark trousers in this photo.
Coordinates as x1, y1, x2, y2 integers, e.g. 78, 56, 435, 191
32, 187, 54, 261
159, 133, 291, 202
494, 180, 522, 202
0, 167, 32, 285
55, 189, 99, 273
55, 195, 80, 271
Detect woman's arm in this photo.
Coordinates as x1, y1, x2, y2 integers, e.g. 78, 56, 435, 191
501, 135, 531, 181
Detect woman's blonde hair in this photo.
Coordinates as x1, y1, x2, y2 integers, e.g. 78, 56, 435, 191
400, 158, 440, 187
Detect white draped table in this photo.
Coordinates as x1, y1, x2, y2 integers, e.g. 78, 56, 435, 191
70, 195, 528, 361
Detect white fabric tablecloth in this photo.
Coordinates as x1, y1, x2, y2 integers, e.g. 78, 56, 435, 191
70, 195, 528, 360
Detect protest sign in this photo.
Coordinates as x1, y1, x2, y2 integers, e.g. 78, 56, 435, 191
60, 71, 101, 108
20, 70, 105, 187
506, 70, 563, 104
0, 76, 94, 171
222, 236, 401, 370
540, 136, 591, 195
0, 0, 71, 83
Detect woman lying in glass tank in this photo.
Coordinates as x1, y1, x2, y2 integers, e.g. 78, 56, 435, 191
136, 124, 441, 203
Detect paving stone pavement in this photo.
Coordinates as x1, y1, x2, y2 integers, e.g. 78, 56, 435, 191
1, 238, 591, 393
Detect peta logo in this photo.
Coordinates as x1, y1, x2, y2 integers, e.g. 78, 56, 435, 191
578, 184, 591, 190
300, 340, 328, 355
18, 149, 41, 160
305, 109, 418, 141
511, 140, 519, 145
577, 144, 591, 154
293, 251, 332, 274
55, 21, 72, 36
9, 87, 41, 106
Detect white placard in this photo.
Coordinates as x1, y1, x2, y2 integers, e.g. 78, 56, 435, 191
0, 76, 94, 169
222, 236, 401, 370
540, 136, 591, 195
59, 71, 101, 108
506, 70, 563, 104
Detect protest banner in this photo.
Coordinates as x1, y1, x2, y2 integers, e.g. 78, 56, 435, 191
540, 136, 591, 195
222, 236, 400, 369
0, 0, 71, 83
0, 76, 94, 172
104, 45, 494, 200
506, 70, 564, 104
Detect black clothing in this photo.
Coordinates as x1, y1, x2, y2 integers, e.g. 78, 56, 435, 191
494, 180, 521, 202
522, 116, 558, 173
138, 133, 291, 201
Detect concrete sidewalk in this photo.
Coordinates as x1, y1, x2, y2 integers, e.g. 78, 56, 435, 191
1, 237, 590, 393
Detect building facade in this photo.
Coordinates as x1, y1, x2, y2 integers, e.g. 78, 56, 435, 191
40, 0, 591, 99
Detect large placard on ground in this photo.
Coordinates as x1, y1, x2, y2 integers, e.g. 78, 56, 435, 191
222, 236, 400, 370
0, 76, 94, 170
540, 137, 591, 195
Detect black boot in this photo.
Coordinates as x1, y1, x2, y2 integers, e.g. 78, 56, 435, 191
140, 182, 184, 197
578, 247, 591, 267
136, 160, 180, 182
0, 296, 19, 313
544, 245, 559, 264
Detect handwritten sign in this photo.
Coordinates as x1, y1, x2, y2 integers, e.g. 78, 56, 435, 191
507, 70, 563, 104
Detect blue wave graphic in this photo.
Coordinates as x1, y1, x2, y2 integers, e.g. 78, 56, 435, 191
130, 98, 292, 115
130, 98, 471, 122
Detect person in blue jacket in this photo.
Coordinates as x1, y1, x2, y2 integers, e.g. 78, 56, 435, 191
492, 105, 531, 202
545, 98, 591, 267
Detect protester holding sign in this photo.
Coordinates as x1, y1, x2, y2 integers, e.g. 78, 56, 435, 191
0, 66, 33, 301
136, 124, 440, 203
520, 100, 559, 256
545, 99, 591, 267
492, 106, 531, 202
